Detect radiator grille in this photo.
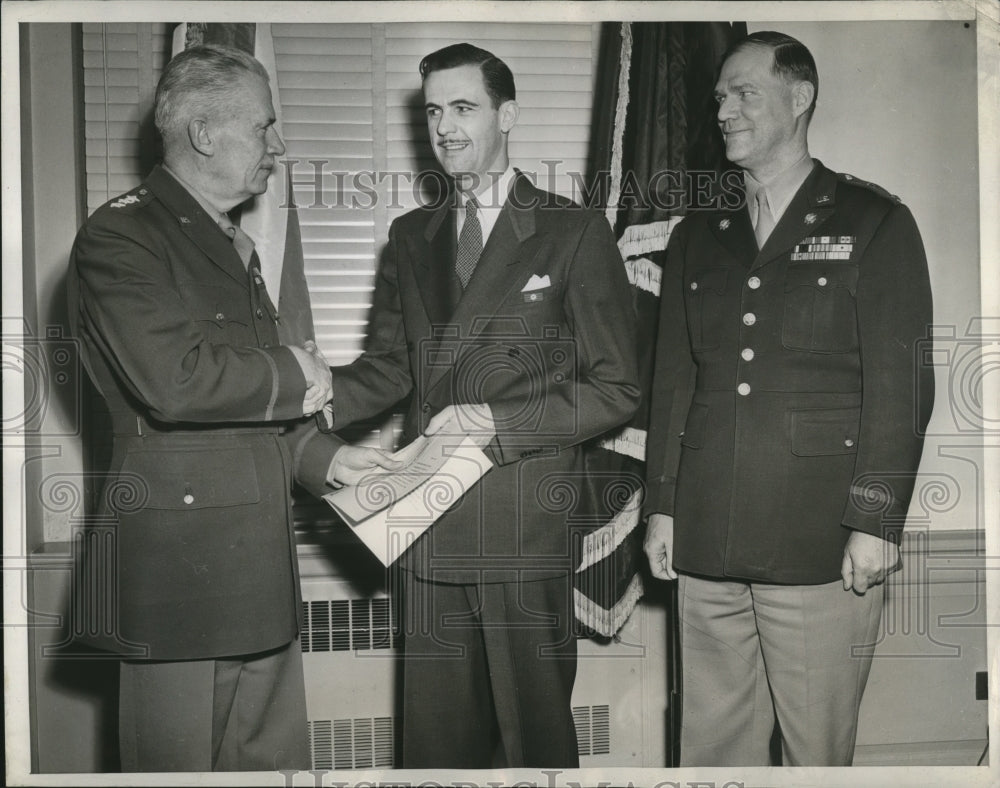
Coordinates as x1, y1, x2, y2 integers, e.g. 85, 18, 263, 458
301, 597, 398, 652
310, 707, 610, 766
309, 716, 398, 769
573, 704, 611, 756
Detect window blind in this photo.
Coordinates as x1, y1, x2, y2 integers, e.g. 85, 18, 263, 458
82, 21, 596, 367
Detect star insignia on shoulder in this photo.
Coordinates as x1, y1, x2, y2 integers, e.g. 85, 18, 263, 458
804, 212, 817, 225
719, 218, 731, 231
109, 194, 141, 209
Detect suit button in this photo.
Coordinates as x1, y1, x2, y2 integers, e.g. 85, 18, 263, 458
256, 308, 264, 319
737, 383, 751, 396
741, 348, 755, 361
743, 312, 756, 326
689, 281, 698, 291
215, 312, 225, 321
844, 438, 855, 447
183, 493, 195, 505
747, 276, 761, 289
817, 276, 828, 286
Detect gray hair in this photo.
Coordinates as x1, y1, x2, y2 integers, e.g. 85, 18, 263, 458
154, 44, 269, 143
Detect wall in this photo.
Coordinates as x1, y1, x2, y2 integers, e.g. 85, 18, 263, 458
748, 20, 983, 533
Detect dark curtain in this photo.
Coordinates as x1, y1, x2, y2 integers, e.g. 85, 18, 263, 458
577, 20, 746, 766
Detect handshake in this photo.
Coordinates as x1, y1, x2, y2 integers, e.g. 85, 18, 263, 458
289, 340, 335, 417
288, 340, 495, 487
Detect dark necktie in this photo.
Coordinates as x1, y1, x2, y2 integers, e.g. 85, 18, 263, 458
217, 213, 256, 269
455, 196, 483, 288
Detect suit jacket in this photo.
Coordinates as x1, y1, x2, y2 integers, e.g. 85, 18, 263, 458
644, 161, 934, 584
68, 165, 344, 660
329, 172, 641, 583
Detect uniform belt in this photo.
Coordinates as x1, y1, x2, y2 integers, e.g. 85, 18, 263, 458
110, 412, 282, 437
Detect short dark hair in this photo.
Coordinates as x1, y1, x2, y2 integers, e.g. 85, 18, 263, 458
154, 44, 269, 142
418, 43, 515, 108
723, 31, 819, 115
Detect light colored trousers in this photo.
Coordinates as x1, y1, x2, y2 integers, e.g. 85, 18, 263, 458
119, 638, 309, 772
678, 573, 883, 766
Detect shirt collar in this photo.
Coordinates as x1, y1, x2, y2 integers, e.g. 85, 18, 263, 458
162, 163, 231, 227
744, 154, 815, 225
456, 166, 515, 244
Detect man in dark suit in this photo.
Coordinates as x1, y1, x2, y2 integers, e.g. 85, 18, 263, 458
68, 44, 396, 772
323, 43, 640, 767
643, 31, 934, 766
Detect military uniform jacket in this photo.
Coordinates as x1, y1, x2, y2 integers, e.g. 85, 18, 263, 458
644, 161, 934, 584
68, 165, 344, 660
329, 173, 641, 584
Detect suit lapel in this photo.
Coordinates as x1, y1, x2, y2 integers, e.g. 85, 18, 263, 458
146, 166, 249, 289
413, 197, 461, 326
423, 172, 542, 398
751, 162, 838, 271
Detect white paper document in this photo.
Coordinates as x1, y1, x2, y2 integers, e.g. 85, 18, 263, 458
323, 434, 493, 567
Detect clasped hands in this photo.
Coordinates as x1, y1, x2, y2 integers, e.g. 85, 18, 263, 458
289, 340, 333, 417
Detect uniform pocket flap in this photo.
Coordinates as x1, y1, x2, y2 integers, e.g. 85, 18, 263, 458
119, 448, 260, 510
790, 408, 860, 456
783, 262, 859, 294
687, 267, 729, 296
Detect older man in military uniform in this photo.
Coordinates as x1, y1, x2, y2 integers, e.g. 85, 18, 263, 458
643, 31, 934, 765
68, 44, 396, 772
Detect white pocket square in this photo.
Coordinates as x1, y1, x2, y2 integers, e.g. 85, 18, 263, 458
521, 274, 551, 292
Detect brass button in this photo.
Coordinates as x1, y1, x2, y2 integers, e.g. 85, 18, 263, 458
747, 276, 761, 290
737, 383, 751, 396
256, 308, 264, 319
741, 348, 755, 361
844, 438, 855, 448
743, 312, 757, 326
690, 281, 699, 291
817, 276, 828, 286
183, 493, 195, 505
215, 312, 225, 321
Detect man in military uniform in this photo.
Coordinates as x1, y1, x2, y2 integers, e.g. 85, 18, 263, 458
68, 44, 396, 771
643, 31, 934, 765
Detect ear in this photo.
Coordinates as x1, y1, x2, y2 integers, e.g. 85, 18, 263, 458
187, 117, 213, 156
791, 81, 815, 119
498, 100, 519, 134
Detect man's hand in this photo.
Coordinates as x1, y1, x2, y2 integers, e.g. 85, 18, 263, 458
328, 445, 404, 487
425, 403, 495, 448
289, 342, 332, 416
841, 530, 900, 594
644, 513, 677, 581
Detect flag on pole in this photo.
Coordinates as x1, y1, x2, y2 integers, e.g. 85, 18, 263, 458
571, 22, 747, 643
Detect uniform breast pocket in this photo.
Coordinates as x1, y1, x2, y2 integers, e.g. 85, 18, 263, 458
684, 268, 729, 351
178, 284, 250, 342
781, 263, 859, 353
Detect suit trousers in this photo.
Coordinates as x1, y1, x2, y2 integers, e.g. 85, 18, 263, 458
118, 639, 309, 772
399, 571, 579, 768
677, 573, 883, 766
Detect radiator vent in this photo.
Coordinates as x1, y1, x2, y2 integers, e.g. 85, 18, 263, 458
301, 598, 398, 652
308, 716, 398, 770
573, 704, 611, 756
